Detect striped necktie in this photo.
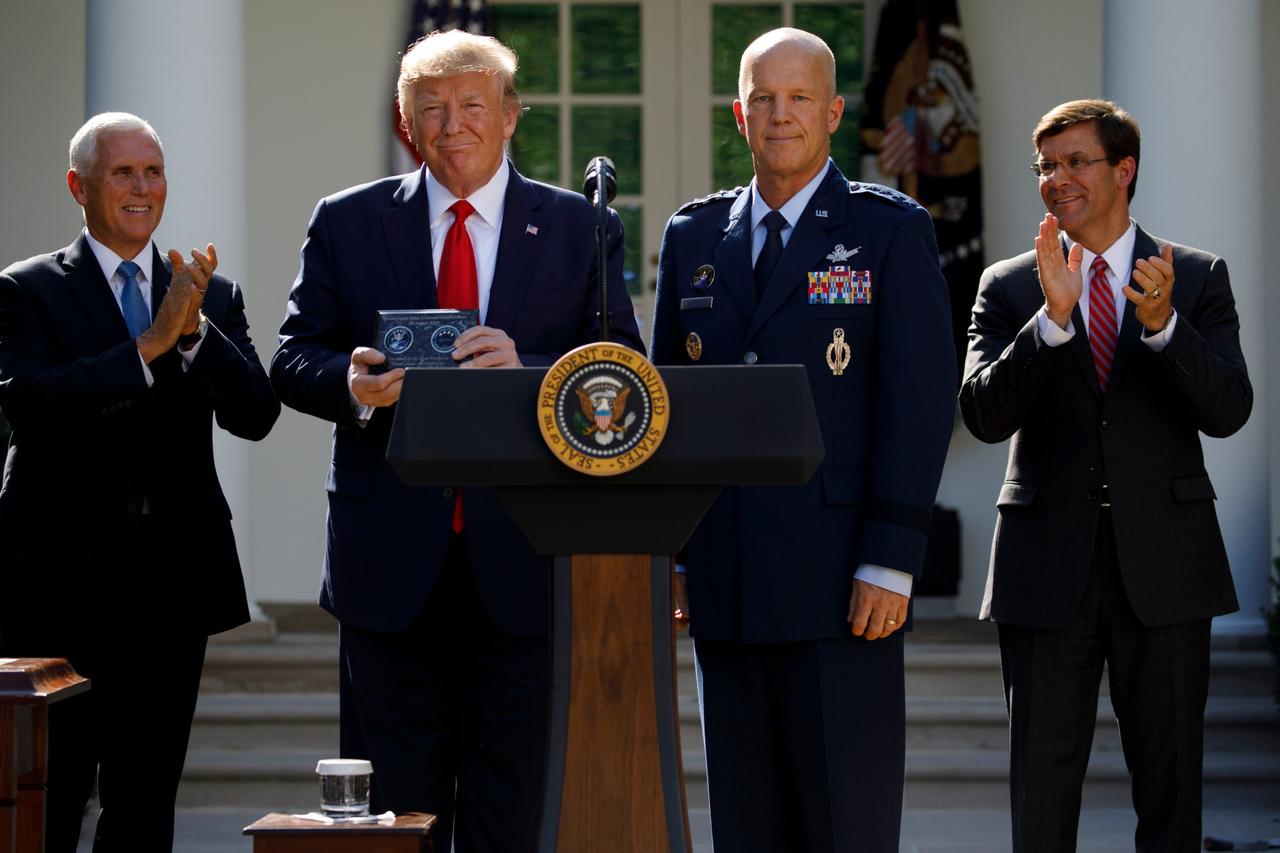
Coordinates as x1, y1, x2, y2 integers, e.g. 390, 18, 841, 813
1088, 255, 1117, 390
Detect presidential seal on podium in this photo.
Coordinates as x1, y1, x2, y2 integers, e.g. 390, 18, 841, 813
537, 343, 670, 476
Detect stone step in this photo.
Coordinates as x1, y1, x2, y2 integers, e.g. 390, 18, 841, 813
901, 748, 1280, 810
200, 633, 338, 693
179, 743, 1280, 811
201, 632, 1270, 700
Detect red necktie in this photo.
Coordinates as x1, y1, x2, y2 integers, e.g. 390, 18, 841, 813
437, 199, 477, 531
437, 199, 478, 310
1088, 255, 1118, 391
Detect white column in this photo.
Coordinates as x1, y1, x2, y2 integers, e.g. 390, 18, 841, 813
1104, 0, 1268, 635
87, 0, 270, 634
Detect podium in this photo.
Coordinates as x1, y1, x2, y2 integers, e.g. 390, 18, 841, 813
0, 658, 89, 853
388, 364, 823, 853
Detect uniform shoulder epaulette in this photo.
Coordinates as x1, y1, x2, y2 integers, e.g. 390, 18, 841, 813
676, 186, 744, 214
848, 180, 923, 211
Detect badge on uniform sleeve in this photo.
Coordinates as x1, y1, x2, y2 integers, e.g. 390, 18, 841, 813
692, 264, 715, 291
826, 328, 851, 376
685, 332, 703, 362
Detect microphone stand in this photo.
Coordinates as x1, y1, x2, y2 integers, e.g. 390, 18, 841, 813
594, 156, 610, 343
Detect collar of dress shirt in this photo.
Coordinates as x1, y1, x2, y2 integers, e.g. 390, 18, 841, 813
425, 160, 510, 232
84, 227, 154, 289
749, 159, 832, 236
1071, 219, 1137, 296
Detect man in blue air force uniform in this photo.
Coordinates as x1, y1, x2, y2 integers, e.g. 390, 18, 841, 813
650, 28, 956, 853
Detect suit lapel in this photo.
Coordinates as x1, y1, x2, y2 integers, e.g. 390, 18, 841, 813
1106, 226, 1158, 393
712, 190, 755, 322
747, 165, 847, 342
381, 167, 436, 308
150, 244, 171, 322
486, 163, 548, 332
62, 233, 132, 343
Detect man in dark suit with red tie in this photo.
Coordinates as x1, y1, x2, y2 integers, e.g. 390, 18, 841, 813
960, 99, 1252, 852
271, 30, 641, 853
0, 112, 279, 852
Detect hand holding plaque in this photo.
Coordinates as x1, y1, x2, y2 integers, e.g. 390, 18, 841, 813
375, 309, 479, 369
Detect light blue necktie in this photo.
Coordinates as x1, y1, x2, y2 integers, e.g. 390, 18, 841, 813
117, 260, 150, 338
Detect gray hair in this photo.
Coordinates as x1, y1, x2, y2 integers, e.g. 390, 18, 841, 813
738, 27, 837, 102
397, 29, 521, 129
69, 112, 163, 175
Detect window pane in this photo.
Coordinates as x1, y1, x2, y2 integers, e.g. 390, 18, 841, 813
490, 4, 560, 94
616, 204, 643, 295
711, 106, 754, 191
572, 107, 641, 195
572, 5, 641, 94
711, 4, 782, 96
831, 102, 860, 174
794, 4, 864, 95
510, 105, 560, 186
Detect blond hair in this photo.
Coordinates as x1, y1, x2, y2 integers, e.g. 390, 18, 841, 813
397, 30, 521, 130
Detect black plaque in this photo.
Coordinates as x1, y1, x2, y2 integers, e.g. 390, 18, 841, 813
375, 309, 479, 368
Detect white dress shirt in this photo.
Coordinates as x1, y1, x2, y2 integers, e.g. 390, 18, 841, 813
425, 162, 510, 325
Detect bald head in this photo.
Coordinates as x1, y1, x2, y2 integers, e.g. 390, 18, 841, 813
738, 28, 837, 103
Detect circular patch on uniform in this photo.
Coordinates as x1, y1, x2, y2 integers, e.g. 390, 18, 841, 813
537, 343, 670, 476
383, 325, 413, 354
692, 264, 715, 291
429, 324, 462, 354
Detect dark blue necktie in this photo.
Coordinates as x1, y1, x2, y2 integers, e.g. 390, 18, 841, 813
754, 210, 787, 298
117, 261, 150, 338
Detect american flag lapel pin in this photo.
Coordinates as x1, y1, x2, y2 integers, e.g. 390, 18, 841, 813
526, 224, 539, 236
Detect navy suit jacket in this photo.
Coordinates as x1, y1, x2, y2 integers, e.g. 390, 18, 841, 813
959, 225, 1250, 628
650, 164, 957, 643
271, 162, 642, 637
0, 233, 279, 633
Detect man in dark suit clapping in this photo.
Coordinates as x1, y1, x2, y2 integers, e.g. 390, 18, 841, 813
0, 112, 279, 851
960, 99, 1252, 852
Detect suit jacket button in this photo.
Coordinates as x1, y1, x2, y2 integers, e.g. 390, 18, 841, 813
743, 351, 758, 365
1086, 490, 1097, 502
1100, 419, 1110, 430
442, 487, 454, 499
125, 503, 138, 514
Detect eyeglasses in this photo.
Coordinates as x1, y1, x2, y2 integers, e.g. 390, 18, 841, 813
1029, 157, 1111, 179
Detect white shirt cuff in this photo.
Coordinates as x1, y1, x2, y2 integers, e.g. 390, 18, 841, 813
1140, 310, 1177, 352
347, 373, 374, 424
135, 348, 155, 388
854, 564, 914, 597
178, 335, 205, 371
1036, 306, 1075, 347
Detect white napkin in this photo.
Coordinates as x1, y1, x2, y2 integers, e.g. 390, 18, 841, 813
290, 811, 396, 825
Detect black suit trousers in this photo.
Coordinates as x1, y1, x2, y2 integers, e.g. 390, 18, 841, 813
998, 510, 1211, 853
0, 624, 207, 853
340, 535, 550, 853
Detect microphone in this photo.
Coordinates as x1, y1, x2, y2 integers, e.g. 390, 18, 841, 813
581, 156, 616, 342
582, 156, 617, 205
